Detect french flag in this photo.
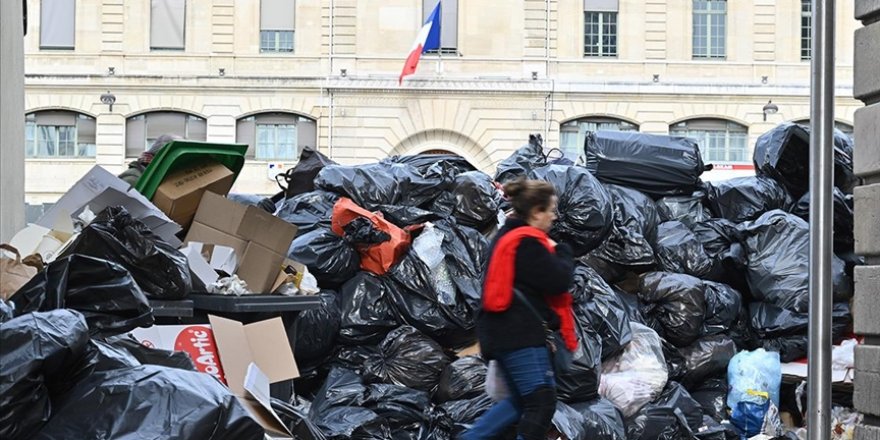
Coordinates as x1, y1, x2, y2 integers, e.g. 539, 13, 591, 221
399, 2, 442, 85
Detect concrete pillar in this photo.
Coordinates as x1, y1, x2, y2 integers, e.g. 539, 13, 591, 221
0, 0, 26, 241
853, 2, 880, 440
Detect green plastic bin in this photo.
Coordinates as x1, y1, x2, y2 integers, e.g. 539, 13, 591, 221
134, 140, 248, 200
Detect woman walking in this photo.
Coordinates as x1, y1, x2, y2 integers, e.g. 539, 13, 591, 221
462, 178, 578, 440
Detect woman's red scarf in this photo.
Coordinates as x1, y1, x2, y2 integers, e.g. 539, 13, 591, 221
483, 226, 578, 351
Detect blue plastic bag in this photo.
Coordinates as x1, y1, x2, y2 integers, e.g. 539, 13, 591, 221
727, 349, 781, 437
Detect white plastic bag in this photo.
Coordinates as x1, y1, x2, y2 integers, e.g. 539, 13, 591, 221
599, 322, 669, 417
486, 360, 511, 402
412, 224, 456, 305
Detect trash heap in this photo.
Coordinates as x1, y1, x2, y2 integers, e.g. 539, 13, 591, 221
0, 122, 862, 440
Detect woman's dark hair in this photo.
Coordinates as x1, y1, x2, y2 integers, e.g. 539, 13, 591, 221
503, 178, 556, 218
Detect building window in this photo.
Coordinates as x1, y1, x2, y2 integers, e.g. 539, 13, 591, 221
801, 0, 812, 60
25, 111, 96, 158
125, 111, 206, 158
151, 0, 186, 51
693, 0, 726, 59
40, 0, 75, 50
422, 0, 458, 54
670, 118, 748, 163
583, 1, 619, 57
260, 0, 295, 53
560, 116, 638, 160
236, 113, 317, 161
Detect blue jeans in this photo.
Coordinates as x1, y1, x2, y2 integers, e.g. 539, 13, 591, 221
461, 346, 556, 440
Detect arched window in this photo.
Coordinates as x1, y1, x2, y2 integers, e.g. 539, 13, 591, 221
236, 112, 317, 161
125, 111, 207, 158
25, 110, 96, 158
670, 118, 748, 163
560, 116, 638, 159
794, 119, 854, 136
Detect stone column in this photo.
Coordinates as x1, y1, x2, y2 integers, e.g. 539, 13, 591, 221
0, 0, 26, 241
853, 2, 880, 440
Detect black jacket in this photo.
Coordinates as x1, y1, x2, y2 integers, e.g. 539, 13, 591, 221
476, 218, 575, 358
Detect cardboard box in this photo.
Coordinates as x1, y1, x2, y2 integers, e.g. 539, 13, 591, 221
129, 324, 226, 384
209, 315, 299, 437
151, 161, 235, 229
186, 193, 298, 292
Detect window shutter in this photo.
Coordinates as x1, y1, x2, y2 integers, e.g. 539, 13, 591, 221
261, 0, 295, 31
583, 0, 618, 12
40, 0, 75, 48
151, 0, 186, 49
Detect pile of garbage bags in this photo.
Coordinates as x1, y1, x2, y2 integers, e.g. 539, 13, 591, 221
1, 123, 860, 440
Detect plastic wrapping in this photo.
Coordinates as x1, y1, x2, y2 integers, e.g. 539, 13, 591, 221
276, 190, 339, 235
291, 291, 341, 369
436, 356, 487, 403
34, 365, 264, 440
365, 383, 431, 432
638, 272, 707, 347
289, 229, 361, 288
433, 219, 488, 311
742, 210, 852, 313
271, 398, 328, 440
528, 164, 614, 256
600, 322, 669, 418
653, 221, 714, 279
753, 122, 858, 198
556, 318, 603, 403
690, 377, 729, 422
655, 192, 712, 227
0, 300, 14, 323
363, 326, 452, 392
678, 335, 737, 388
60, 206, 192, 299
315, 162, 453, 211
584, 131, 707, 198
626, 382, 704, 440
277, 147, 338, 199
550, 399, 627, 440
309, 368, 391, 439
9, 255, 153, 336
571, 264, 633, 360
727, 349, 781, 438
791, 188, 855, 254
0, 310, 94, 440
412, 224, 456, 306
592, 184, 660, 267
338, 273, 400, 345
702, 281, 743, 336
432, 171, 501, 230
705, 176, 793, 223
494, 133, 548, 183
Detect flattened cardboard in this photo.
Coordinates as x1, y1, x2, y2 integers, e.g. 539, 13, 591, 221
151, 161, 234, 228
192, 192, 298, 255
242, 363, 292, 437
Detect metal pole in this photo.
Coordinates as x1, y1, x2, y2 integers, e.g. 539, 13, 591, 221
807, 0, 834, 439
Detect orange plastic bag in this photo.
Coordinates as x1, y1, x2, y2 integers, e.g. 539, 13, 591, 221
331, 197, 411, 276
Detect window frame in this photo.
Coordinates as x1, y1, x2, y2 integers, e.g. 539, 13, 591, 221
692, 0, 727, 60
583, 11, 618, 58
150, 0, 187, 51
422, 0, 459, 55
801, 0, 812, 61
236, 112, 317, 161
25, 111, 97, 158
39, 0, 76, 50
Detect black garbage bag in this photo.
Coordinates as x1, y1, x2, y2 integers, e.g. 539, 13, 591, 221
702, 281, 743, 336
529, 164, 614, 256
691, 219, 749, 290
377, 205, 443, 228
315, 162, 453, 210
661, 337, 688, 383
690, 377, 729, 422
678, 335, 737, 388
436, 356, 487, 403
750, 302, 852, 362
363, 326, 452, 392
272, 398, 328, 440
0, 310, 94, 440
557, 318, 603, 403
95, 334, 196, 371
291, 292, 341, 368
791, 188, 855, 254
753, 122, 858, 199
433, 219, 489, 311
705, 176, 793, 223
338, 273, 400, 345
227, 193, 269, 207
9, 255, 153, 336
626, 382, 703, 440
592, 184, 660, 268
90, 338, 142, 371
655, 191, 712, 227
584, 131, 707, 198
277, 190, 339, 235
571, 264, 633, 360
494, 133, 548, 183
365, 384, 431, 430
343, 217, 392, 245
550, 399, 627, 440
385, 154, 477, 176
432, 171, 501, 230
289, 229, 361, 289
59, 206, 191, 299
653, 221, 714, 279
35, 365, 264, 440
310, 368, 391, 440
384, 250, 477, 349
436, 394, 495, 437
694, 416, 739, 440
327, 345, 382, 376
277, 147, 339, 199
0, 300, 13, 323
638, 272, 706, 347
742, 210, 852, 313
